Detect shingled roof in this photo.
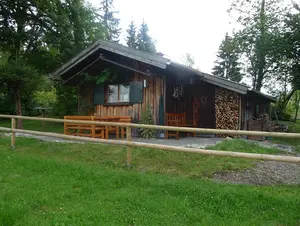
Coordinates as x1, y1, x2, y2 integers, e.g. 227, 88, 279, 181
51, 40, 275, 101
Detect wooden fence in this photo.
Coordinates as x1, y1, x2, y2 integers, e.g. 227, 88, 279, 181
0, 114, 300, 164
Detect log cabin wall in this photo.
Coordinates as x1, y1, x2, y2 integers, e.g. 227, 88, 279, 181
79, 62, 165, 126
94, 74, 164, 124
165, 81, 216, 128
215, 87, 241, 131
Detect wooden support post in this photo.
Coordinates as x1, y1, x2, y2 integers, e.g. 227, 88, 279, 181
11, 118, 16, 149
126, 126, 132, 166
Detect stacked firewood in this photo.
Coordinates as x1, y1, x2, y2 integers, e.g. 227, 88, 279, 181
215, 88, 240, 137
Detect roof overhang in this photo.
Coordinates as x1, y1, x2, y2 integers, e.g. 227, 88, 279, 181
50, 40, 170, 79
201, 72, 249, 94
247, 89, 277, 102
50, 40, 276, 103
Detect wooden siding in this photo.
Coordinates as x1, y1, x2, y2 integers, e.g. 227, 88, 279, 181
165, 82, 216, 128
96, 73, 164, 124
80, 70, 164, 125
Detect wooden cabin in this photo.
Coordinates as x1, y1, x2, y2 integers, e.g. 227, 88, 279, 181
51, 40, 276, 136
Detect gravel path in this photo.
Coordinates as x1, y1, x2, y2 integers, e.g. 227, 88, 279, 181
213, 158, 300, 185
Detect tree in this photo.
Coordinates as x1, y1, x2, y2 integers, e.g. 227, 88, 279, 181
0, 57, 41, 128
181, 53, 195, 68
126, 20, 137, 49
99, 0, 121, 41
0, 0, 59, 127
137, 20, 156, 53
0, 0, 105, 124
229, 0, 285, 90
45, 0, 105, 64
212, 34, 243, 83
271, 2, 300, 111
292, 91, 300, 121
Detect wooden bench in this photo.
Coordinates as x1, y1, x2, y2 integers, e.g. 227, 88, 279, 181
64, 116, 131, 139
64, 116, 97, 138
165, 113, 196, 140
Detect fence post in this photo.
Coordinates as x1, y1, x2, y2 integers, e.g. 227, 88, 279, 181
126, 126, 132, 166
11, 118, 16, 149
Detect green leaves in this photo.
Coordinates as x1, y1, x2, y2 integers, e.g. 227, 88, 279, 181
136, 20, 156, 53
212, 34, 243, 83
139, 105, 156, 138
126, 20, 137, 49
99, 0, 121, 41
229, 0, 286, 90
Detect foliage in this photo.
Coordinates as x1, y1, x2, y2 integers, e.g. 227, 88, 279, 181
0, 0, 57, 60
212, 34, 243, 82
99, 0, 121, 41
229, 0, 286, 90
0, 0, 106, 121
272, 4, 300, 108
126, 20, 138, 49
33, 88, 57, 108
45, 0, 105, 64
0, 137, 299, 225
0, 120, 63, 133
137, 20, 156, 53
292, 91, 300, 121
139, 105, 156, 138
52, 83, 78, 117
82, 68, 118, 85
271, 120, 300, 147
181, 53, 195, 68
0, 56, 42, 127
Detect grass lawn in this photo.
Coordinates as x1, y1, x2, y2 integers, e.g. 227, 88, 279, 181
0, 119, 63, 134
0, 136, 299, 225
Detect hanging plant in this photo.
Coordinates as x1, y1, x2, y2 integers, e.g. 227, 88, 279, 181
80, 68, 118, 85
95, 68, 118, 84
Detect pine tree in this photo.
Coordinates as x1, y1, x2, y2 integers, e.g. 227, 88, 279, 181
137, 20, 156, 53
181, 53, 195, 68
212, 34, 243, 83
99, 0, 121, 41
126, 20, 137, 49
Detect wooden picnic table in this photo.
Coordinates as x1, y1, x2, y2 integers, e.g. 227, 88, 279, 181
64, 116, 131, 139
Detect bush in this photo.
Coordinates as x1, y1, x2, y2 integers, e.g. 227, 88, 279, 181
139, 105, 155, 138
273, 104, 293, 121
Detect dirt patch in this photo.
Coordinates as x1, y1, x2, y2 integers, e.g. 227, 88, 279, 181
213, 160, 300, 185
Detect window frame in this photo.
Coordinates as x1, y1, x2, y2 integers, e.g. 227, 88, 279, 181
106, 83, 130, 104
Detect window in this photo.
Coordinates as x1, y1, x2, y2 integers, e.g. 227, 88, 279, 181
94, 81, 143, 105
107, 84, 130, 103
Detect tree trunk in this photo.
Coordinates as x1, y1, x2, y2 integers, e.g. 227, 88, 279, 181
255, 0, 266, 91
283, 89, 296, 108
256, 74, 264, 91
15, 86, 23, 129
294, 93, 300, 122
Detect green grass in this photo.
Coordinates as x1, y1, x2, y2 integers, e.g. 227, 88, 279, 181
271, 120, 300, 148
0, 137, 281, 178
0, 138, 299, 225
0, 119, 63, 133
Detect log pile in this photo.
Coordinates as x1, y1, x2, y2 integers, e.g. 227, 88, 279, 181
215, 87, 240, 137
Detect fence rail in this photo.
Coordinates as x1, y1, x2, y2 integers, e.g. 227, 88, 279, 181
0, 114, 300, 164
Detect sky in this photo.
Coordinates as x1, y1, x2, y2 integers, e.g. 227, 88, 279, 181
90, 0, 233, 74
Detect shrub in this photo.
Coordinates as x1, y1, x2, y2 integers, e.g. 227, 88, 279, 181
139, 105, 156, 138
